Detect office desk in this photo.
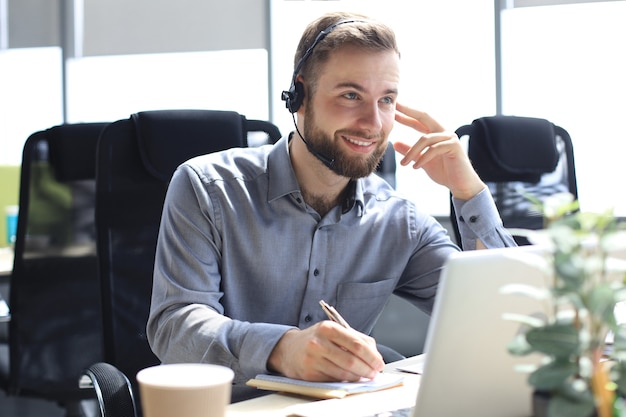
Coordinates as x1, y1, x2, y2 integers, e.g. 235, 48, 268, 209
0, 248, 13, 321
226, 355, 424, 417
0, 247, 13, 278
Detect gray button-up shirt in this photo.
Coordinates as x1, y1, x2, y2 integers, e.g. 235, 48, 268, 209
147, 136, 516, 402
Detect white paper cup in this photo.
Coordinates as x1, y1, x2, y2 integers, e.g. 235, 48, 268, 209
137, 364, 234, 417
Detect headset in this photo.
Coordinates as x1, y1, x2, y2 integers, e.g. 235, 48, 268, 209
281, 19, 366, 169
281, 19, 365, 114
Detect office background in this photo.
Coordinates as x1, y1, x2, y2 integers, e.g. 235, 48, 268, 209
1, 0, 625, 376
2, 0, 626, 218
0, 0, 625, 414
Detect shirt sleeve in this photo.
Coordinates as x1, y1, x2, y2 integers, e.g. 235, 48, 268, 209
146, 164, 294, 389
451, 188, 517, 250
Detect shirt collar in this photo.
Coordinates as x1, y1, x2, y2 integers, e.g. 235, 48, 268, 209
267, 135, 301, 203
267, 134, 365, 216
342, 179, 364, 215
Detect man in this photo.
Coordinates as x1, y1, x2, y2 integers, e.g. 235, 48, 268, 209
147, 11, 516, 402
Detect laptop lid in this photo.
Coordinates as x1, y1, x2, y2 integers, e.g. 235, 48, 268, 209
412, 245, 545, 417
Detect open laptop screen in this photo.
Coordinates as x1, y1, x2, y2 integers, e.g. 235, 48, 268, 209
412, 245, 546, 417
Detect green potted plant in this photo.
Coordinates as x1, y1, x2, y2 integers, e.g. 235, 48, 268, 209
503, 193, 626, 417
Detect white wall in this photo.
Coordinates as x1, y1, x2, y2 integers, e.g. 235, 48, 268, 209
82, 0, 268, 56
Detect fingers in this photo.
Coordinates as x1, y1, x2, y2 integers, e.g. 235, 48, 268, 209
395, 110, 430, 133
392, 102, 486, 198
394, 132, 458, 169
393, 102, 455, 168
395, 102, 444, 134
269, 322, 384, 383
319, 322, 384, 380
392, 141, 412, 157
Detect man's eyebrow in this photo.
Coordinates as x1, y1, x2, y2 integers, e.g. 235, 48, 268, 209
334, 82, 398, 96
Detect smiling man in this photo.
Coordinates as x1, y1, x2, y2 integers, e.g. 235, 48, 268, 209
147, 11, 516, 403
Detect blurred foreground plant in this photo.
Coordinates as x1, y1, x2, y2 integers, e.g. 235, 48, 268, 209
503, 193, 626, 417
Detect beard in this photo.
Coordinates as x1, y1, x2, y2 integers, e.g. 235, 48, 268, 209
303, 105, 388, 179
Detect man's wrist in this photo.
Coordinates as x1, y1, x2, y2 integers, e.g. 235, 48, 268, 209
451, 182, 486, 201
267, 328, 296, 374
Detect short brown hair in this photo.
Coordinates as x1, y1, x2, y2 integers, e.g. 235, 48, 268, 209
293, 12, 400, 92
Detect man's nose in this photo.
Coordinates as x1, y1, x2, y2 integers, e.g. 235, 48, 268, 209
357, 102, 384, 132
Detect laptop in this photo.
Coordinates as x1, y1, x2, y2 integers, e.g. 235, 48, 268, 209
389, 245, 546, 417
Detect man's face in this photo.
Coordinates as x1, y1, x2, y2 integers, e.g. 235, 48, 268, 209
302, 45, 400, 179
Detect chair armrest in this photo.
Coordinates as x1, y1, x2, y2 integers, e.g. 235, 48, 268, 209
80, 362, 137, 417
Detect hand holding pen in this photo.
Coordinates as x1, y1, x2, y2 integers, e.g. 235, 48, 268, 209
319, 300, 351, 329
319, 299, 384, 376
267, 299, 384, 382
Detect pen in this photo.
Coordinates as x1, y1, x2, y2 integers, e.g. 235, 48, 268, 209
319, 300, 351, 329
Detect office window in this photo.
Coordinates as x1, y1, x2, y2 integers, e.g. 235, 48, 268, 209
501, 1, 626, 215
0, 47, 63, 165
65, 49, 269, 124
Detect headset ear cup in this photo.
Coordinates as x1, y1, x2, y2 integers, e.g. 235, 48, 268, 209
289, 81, 305, 113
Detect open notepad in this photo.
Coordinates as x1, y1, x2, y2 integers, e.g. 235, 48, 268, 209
246, 372, 404, 399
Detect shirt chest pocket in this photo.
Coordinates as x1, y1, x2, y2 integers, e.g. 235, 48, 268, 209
335, 278, 396, 333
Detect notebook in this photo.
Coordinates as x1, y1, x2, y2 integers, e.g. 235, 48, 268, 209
409, 244, 547, 417
246, 372, 404, 399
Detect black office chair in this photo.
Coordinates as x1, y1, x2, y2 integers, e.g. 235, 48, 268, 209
0, 123, 108, 416
450, 115, 578, 247
82, 109, 281, 416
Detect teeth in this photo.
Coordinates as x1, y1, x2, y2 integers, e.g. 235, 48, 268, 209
345, 137, 370, 147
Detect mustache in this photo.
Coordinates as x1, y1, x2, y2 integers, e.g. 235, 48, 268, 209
336, 129, 385, 141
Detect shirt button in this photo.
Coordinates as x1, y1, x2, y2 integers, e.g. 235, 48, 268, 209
469, 215, 479, 223
459, 216, 465, 222
313, 269, 320, 276
304, 315, 312, 322
296, 197, 302, 204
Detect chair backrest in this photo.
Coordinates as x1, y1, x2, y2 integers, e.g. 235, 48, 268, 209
95, 109, 281, 402
7, 122, 108, 402
450, 115, 577, 247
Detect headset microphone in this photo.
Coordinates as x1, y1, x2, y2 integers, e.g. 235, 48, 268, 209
292, 115, 335, 169
281, 19, 365, 170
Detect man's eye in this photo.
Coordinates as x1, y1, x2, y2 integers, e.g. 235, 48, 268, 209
344, 92, 358, 100
381, 97, 395, 105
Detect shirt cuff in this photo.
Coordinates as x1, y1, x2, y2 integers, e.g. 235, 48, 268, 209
238, 323, 296, 378
452, 188, 504, 250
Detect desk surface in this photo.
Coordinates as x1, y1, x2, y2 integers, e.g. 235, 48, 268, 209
0, 247, 13, 277
0, 248, 12, 321
226, 355, 424, 417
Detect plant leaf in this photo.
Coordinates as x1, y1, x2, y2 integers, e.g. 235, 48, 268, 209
526, 324, 580, 357
529, 360, 578, 389
588, 284, 618, 325
507, 333, 534, 356
612, 325, 626, 352
547, 392, 596, 417
612, 360, 626, 397
554, 253, 585, 289
502, 312, 546, 328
